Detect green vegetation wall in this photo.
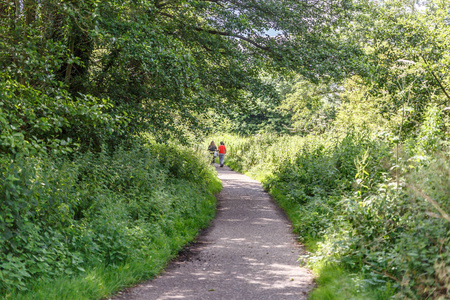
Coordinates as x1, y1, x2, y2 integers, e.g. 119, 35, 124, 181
0, 0, 363, 145
0, 138, 221, 298
221, 124, 449, 298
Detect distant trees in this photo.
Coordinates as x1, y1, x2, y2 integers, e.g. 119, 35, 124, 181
228, 0, 450, 137
353, 0, 450, 134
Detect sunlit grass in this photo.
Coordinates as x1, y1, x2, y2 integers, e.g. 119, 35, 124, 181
308, 263, 395, 300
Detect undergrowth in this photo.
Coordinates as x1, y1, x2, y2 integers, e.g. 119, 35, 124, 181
218, 128, 449, 299
0, 136, 221, 299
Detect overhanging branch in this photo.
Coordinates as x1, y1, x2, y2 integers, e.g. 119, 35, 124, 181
420, 55, 450, 103
193, 27, 274, 53
158, 10, 276, 54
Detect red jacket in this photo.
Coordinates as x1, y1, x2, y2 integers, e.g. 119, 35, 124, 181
218, 145, 226, 154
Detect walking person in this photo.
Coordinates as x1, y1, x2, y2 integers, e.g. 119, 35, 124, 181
208, 141, 218, 164
218, 141, 226, 167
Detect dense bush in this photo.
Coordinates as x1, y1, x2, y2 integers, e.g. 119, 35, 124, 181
0, 73, 127, 156
222, 131, 449, 299
0, 138, 221, 297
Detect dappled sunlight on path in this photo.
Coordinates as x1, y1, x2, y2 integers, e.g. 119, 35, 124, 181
113, 166, 314, 300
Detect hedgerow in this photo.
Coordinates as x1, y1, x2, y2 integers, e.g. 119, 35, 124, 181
221, 128, 449, 299
0, 137, 221, 299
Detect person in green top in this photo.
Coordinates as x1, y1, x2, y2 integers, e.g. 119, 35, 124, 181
208, 141, 217, 164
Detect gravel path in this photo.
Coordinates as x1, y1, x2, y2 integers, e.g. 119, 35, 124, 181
113, 165, 314, 300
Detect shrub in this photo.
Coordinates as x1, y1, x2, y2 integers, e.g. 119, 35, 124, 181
0, 137, 220, 296
223, 131, 449, 299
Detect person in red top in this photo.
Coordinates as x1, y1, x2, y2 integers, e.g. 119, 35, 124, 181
218, 142, 226, 167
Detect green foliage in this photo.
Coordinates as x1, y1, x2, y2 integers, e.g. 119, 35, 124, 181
0, 137, 220, 297
227, 96, 292, 135
0, 73, 125, 156
308, 264, 396, 300
414, 105, 445, 155
0, 0, 364, 142
348, 0, 450, 136
223, 75, 342, 135
224, 129, 449, 299
278, 77, 340, 135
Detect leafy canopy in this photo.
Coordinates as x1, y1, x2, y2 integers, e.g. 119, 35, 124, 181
1, 0, 363, 145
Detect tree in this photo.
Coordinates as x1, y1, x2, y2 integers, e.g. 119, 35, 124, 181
81, 0, 363, 139
0, 0, 363, 145
349, 0, 450, 135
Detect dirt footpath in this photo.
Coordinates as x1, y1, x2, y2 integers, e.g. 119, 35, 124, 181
113, 165, 315, 300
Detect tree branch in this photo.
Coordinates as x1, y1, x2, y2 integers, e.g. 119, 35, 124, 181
407, 184, 450, 223
157, 10, 276, 53
363, 260, 402, 283
193, 27, 274, 53
155, 0, 181, 9
199, 0, 225, 7
420, 55, 450, 103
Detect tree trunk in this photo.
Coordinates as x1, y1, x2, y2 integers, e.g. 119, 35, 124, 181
25, 0, 37, 25
14, 0, 21, 21
65, 37, 75, 83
